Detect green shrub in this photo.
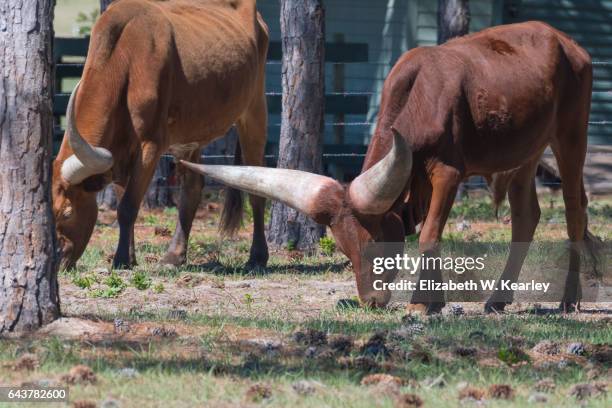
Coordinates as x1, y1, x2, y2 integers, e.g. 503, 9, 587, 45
450, 198, 501, 221
153, 283, 165, 293
72, 274, 95, 289
319, 236, 336, 255
76, 9, 99, 36
142, 214, 160, 226
131, 271, 152, 290
286, 240, 297, 251
92, 270, 127, 297
105, 271, 126, 289
89, 286, 123, 298
497, 345, 530, 365
243, 293, 254, 306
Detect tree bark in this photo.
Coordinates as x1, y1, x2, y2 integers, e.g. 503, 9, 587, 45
268, 0, 326, 251
0, 0, 60, 333
438, 0, 470, 200
144, 155, 175, 208
100, 0, 114, 13
438, 0, 470, 44
97, 183, 118, 211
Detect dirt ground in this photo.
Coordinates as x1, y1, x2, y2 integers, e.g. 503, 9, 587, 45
1, 194, 611, 408
60, 193, 612, 322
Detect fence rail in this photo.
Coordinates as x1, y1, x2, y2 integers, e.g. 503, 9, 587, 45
53, 35, 612, 190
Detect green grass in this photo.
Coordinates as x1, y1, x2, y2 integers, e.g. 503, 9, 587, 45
320, 236, 336, 256
7, 194, 609, 407
130, 270, 152, 290
72, 272, 97, 289
152, 282, 165, 293
1, 310, 610, 407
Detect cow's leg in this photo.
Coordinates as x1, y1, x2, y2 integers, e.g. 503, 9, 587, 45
236, 99, 269, 269
111, 183, 136, 264
552, 141, 588, 312
161, 149, 204, 266
409, 163, 461, 314
114, 143, 163, 269
485, 160, 540, 313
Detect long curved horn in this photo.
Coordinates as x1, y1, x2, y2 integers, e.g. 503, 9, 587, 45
60, 81, 113, 184
180, 161, 342, 222
348, 128, 412, 215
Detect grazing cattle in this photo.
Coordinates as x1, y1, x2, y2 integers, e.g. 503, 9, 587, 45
52, 0, 270, 270
183, 21, 597, 313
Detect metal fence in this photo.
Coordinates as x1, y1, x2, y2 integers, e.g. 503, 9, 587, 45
153, 60, 611, 192
54, 43, 612, 195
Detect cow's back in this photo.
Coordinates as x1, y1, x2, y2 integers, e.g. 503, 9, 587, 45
160, 0, 261, 81
162, 0, 266, 138
446, 22, 588, 132
369, 21, 592, 184
438, 22, 591, 172
90, 0, 266, 143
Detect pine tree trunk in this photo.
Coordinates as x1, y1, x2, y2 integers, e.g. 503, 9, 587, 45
268, 0, 326, 251
100, 0, 114, 13
438, 0, 470, 200
144, 155, 175, 208
97, 184, 118, 211
0, 0, 60, 333
438, 0, 470, 44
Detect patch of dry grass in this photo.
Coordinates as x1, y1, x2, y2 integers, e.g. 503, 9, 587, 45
1, 194, 610, 407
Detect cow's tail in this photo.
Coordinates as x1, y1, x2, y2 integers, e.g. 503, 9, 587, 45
488, 172, 604, 279
584, 227, 604, 279
219, 139, 244, 236
487, 171, 513, 219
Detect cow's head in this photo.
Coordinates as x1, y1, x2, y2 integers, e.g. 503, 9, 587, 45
181, 130, 412, 307
52, 82, 114, 269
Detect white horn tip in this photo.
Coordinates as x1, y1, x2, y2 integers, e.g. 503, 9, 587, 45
180, 160, 203, 173
60, 155, 88, 184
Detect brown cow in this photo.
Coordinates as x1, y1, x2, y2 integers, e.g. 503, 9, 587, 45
183, 21, 597, 313
52, 0, 270, 270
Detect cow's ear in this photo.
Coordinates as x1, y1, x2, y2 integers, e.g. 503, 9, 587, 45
81, 173, 110, 192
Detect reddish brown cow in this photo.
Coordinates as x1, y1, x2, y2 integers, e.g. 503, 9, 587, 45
183, 21, 596, 313
52, 0, 270, 270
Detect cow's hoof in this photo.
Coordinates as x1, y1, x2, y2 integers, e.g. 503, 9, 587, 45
60, 259, 77, 272
406, 302, 444, 315
112, 264, 135, 270
160, 252, 186, 267
245, 252, 268, 271
484, 301, 508, 313
244, 259, 267, 273
560, 302, 580, 313
112, 258, 136, 270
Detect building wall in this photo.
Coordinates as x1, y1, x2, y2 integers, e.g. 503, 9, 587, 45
258, 0, 499, 145
259, 0, 612, 146
502, 0, 612, 145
